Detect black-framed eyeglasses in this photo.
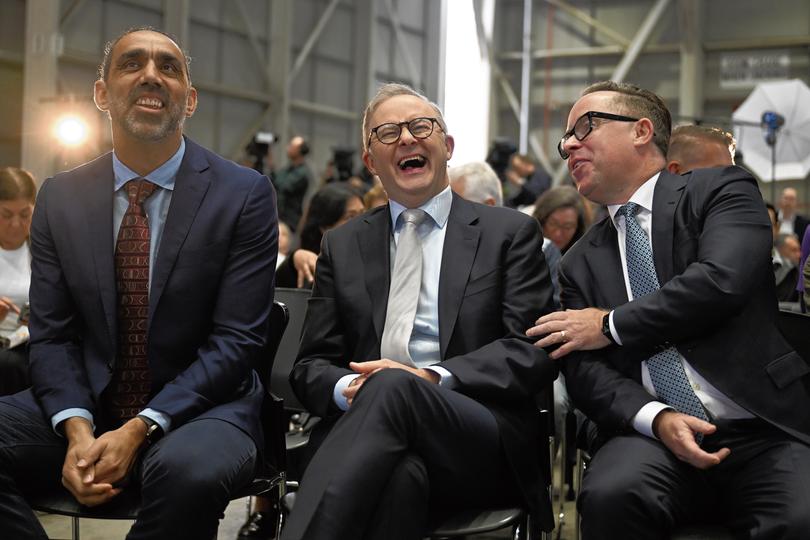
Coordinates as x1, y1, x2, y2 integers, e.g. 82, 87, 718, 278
368, 117, 443, 147
557, 111, 639, 160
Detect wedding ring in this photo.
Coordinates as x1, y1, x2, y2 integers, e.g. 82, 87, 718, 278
560, 330, 567, 341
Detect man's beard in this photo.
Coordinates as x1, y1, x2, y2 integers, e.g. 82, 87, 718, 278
109, 85, 187, 142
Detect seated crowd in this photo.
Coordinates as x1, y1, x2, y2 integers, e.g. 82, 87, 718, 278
0, 25, 808, 540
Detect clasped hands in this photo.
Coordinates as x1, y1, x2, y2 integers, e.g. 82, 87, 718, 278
526, 307, 611, 359
61, 417, 148, 507
341, 359, 439, 406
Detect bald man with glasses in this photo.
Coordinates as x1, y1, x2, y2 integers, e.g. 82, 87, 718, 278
282, 83, 557, 540
528, 81, 810, 539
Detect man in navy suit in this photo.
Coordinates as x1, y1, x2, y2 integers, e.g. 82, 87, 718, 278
0, 27, 277, 539
282, 83, 556, 540
529, 81, 810, 539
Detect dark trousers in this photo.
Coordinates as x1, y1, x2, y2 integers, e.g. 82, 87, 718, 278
0, 345, 30, 396
579, 419, 810, 540
281, 369, 519, 540
0, 401, 257, 540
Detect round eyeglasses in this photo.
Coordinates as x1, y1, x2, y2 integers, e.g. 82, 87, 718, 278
557, 111, 639, 160
368, 117, 443, 147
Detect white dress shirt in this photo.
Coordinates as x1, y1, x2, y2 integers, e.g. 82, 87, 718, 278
607, 173, 753, 439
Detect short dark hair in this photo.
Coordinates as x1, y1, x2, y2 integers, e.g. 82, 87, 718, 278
532, 185, 588, 253
0, 167, 37, 203
98, 26, 192, 82
582, 81, 671, 158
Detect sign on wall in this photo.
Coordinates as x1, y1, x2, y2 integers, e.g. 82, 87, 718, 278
720, 50, 790, 89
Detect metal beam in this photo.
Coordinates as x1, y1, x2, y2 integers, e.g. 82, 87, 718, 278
518, 0, 533, 154
382, 0, 421, 88
290, 99, 358, 121
677, 0, 704, 121
233, 0, 273, 88
612, 0, 671, 82
352, 0, 377, 141
543, 0, 630, 47
163, 0, 190, 48
289, 0, 341, 82
21, 0, 61, 183
269, 0, 292, 147
59, 0, 87, 28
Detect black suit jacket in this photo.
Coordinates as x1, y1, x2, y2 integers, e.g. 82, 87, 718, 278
794, 213, 810, 241
559, 167, 810, 445
3, 138, 278, 449
290, 193, 556, 526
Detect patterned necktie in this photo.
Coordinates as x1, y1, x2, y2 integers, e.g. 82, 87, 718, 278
105, 178, 157, 424
618, 203, 709, 425
380, 208, 428, 367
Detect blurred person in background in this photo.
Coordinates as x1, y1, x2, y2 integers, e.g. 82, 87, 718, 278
275, 221, 292, 270
0, 167, 36, 395
504, 152, 552, 209
778, 187, 809, 240
273, 135, 313, 231
363, 182, 388, 209
774, 233, 801, 302
532, 185, 589, 255
666, 125, 735, 174
800, 227, 810, 312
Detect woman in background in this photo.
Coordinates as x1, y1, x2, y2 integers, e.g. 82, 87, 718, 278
0, 167, 36, 395
532, 185, 589, 254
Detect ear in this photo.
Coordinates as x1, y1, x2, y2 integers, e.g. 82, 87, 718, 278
185, 86, 198, 117
666, 160, 681, 174
444, 134, 455, 160
362, 149, 377, 176
93, 79, 109, 112
632, 118, 655, 148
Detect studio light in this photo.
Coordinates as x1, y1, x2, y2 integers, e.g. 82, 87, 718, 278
54, 115, 89, 147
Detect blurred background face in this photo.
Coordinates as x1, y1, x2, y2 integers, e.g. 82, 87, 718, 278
543, 206, 578, 250
0, 197, 33, 250
330, 196, 364, 230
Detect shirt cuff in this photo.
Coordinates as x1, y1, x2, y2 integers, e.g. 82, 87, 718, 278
632, 401, 672, 439
608, 310, 623, 346
51, 408, 94, 436
139, 408, 172, 434
425, 365, 456, 388
333, 374, 357, 412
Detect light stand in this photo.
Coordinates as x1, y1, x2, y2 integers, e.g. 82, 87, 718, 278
762, 111, 785, 203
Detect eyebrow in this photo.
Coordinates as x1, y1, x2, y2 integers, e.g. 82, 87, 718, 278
116, 49, 184, 70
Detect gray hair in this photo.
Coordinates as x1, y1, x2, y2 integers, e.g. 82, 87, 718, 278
362, 82, 447, 151
448, 161, 503, 207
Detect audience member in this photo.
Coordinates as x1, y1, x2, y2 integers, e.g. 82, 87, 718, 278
274, 135, 313, 231
765, 202, 779, 240
532, 185, 588, 254
276, 183, 363, 290
275, 221, 292, 269
363, 182, 388, 209
0, 167, 36, 395
666, 124, 735, 174
528, 80, 810, 539
800, 227, 810, 312
778, 187, 809, 239
0, 27, 278, 539
774, 233, 801, 302
504, 152, 552, 208
281, 83, 556, 540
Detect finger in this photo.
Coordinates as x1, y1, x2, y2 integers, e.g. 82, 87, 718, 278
550, 342, 575, 360
349, 360, 385, 373
304, 263, 315, 283
533, 311, 564, 326
683, 417, 719, 435
296, 271, 305, 288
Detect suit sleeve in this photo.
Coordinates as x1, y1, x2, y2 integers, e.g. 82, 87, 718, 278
146, 175, 278, 427
289, 232, 353, 418
612, 168, 773, 348
28, 178, 96, 415
438, 216, 558, 403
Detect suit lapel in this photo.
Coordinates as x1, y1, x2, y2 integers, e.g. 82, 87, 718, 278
438, 195, 480, 358
358, 206, 392, 343
85, 154, 118, 347
651, 171, 685, 285
148, 139, 211, 323
584, 219, 629, 308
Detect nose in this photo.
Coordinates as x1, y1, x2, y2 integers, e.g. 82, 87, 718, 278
562, 135, 580, 158
398, 125, 417, 145
140, 59, 161, 84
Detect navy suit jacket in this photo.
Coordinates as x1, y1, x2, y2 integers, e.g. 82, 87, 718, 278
3, 138, 278, 450
559, 167, 810, 445
290, 194, 557, 528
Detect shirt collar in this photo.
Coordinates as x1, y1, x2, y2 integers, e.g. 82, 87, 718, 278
607, 171, 661, 227
112, 138, 186, 192
388, 185, 452, 230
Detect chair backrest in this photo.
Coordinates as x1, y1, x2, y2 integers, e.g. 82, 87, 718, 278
777, 309, 810, 361
255, 301, 290, 389
270, 287, 312, 411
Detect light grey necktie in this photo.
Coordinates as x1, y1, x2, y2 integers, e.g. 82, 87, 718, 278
380, 208, 428, 366
618, 203, 709, 430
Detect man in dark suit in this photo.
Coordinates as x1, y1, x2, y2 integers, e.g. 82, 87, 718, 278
0, 27, 277, 539
779, 187, 809, 240
528, 81, 810, 539
282, 83, 556, 540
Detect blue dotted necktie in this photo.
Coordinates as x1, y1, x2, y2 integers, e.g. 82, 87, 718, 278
619, 203, 709, 426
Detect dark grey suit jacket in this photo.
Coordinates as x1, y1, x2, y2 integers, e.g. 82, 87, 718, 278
291, 193, 557, 527
559, 166, 810, 445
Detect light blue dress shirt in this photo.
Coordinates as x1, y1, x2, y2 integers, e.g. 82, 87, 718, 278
51, 140, 185, 435
333, 186, 456, 411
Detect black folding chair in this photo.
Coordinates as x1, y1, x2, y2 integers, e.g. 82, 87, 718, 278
28, 300, 291, 540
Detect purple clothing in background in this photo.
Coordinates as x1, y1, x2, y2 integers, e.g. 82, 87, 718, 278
799, 227, 810, 293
